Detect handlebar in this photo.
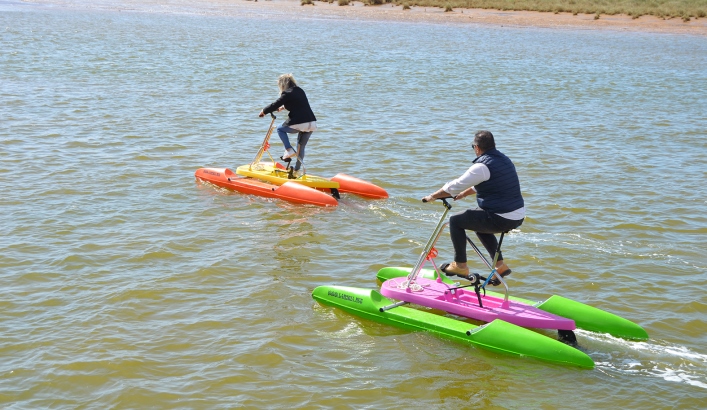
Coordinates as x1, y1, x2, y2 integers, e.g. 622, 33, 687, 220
422, 196, 453, 210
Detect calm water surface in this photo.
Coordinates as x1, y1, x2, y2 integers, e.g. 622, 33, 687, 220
1, 0, 706, 408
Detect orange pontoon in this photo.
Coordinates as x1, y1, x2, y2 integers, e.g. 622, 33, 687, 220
195, 167, 338, 207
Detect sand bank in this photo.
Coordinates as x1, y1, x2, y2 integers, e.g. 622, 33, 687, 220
25, 0, 707, 35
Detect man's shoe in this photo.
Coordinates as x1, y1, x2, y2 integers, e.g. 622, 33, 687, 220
440, 261, 469, 278
488, 268, 511, 286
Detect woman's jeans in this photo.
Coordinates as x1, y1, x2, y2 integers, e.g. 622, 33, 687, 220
277, 124, 312, 171
449, 208, 524, 264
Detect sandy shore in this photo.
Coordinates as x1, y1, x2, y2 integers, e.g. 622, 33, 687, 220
25, 0, 707, 35
250, 0, 707, 35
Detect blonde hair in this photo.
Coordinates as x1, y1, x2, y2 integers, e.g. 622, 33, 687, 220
277, 73, 297, 92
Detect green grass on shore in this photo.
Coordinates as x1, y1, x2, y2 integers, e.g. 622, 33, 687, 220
310, 0, 707, 21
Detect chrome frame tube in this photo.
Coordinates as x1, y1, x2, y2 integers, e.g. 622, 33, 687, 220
466, 235, 509, 303
250, 113, 277, 169
407, 199, 452, 286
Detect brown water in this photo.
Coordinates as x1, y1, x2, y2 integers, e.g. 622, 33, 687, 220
1, 0, 706, 408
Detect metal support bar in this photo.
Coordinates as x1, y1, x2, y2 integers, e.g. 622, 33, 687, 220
406, 199, 453, 286
466, 233, 510, 304
250, 113, 277, 169
379, 300, 409, 312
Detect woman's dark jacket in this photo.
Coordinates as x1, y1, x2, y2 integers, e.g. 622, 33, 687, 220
262, 86, 316, 126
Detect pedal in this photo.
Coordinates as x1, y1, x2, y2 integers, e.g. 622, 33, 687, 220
467, 273, 483, 285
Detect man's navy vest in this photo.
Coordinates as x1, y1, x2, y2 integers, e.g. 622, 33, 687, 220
472, 149, 524, 214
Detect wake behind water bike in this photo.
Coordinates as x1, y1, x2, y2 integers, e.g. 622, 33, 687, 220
312, 198, 646, 368
376, 198, 649, 342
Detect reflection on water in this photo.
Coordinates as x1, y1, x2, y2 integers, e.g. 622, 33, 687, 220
271, 220, 316, 271
1, 0, 706, 408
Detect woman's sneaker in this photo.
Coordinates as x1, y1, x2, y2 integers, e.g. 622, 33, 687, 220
282, 148, 297, 159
